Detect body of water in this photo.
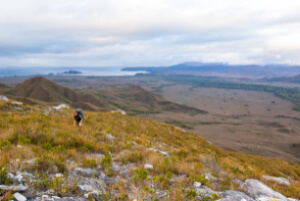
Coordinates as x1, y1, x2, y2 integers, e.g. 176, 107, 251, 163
0, 67, 146, 77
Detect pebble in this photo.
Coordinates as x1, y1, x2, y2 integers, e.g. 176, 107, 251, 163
106, 133, 115, 140
13, 192, 27, 201
144, 164, 154, 170
193, 182, 201, 188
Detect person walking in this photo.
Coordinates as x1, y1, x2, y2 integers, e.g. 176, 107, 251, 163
74, 108, 84, 127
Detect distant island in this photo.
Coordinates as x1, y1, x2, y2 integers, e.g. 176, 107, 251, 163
62, 70, 82, 75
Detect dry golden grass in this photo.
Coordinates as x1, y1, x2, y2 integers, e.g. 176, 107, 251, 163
0, 100, 300, 198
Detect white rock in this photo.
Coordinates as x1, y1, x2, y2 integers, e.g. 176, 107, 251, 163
0, 185, 28, 191
7, 172, 15, 179
13, 192, 27, 201
219, 190, 255, 201
106, 133, 115, 140
144, 164, 154, 170
52, 104, 69, 110
262, 175, 290, 186
256, 197, 281, 201
12, 101, 23, 105
0, 95, 9, 101
77, 184, 95, 193
159, 150, 170, 157
55, 173, 63, 178
193, 182, 201, 188
243, 179, 286, 200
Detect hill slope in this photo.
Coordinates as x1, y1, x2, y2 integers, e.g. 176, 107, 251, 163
6, 76, 109, 111
95, 86, 207, 115
0, 100, 299, 200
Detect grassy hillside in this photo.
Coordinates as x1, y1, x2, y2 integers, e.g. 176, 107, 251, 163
0, 100, 300, 199
92, 86, 207, 115
5, 77, 110, 111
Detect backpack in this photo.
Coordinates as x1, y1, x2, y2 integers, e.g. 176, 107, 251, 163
76, 108, 84, 120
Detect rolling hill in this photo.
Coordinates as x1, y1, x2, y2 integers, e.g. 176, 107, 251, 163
94, 85, 207, 115
5, 76, 109, 111
1, 76, 206, 115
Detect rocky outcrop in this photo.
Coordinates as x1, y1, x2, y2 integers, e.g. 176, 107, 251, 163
262, 175, 291, 186
242, 179, 287, 200
219, 190, 255, 201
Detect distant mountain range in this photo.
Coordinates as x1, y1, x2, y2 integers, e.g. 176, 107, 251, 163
0, 76, 205, 115
123, 62, 300, 77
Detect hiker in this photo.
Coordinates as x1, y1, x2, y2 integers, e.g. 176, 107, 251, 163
74, 108, 84, 127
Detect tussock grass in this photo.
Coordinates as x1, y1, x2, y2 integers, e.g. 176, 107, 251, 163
0, 100, 300, 198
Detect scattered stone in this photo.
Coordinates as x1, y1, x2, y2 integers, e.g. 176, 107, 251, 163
55, 173, 63, 178
193, 182, 201, 188
52, 104, 69, 111
242, 179, 287, 200
192, 185, 220, 198
106, 133, 115, 140
0, 184, 28, 192
13, 192, 27, 201
147, 148, 170, 157
204, 172, 217, 180
70, 167, 100, 177
92, 193, 103, 201
77, 184, 95, 193
256, 197, 281, 201
219, 190, 255, 201
262, 175, 290, 186
110, 163, 121, 172
13, 172, 34, 184
157, 192, 168, 199
7, 172, 15, 179
52, 198, 86, 201
12, 101, 23, 105
0, 95, 9, 101
144, 164, 154, 170
158, 150, 170, 157
156, 141, 166, 147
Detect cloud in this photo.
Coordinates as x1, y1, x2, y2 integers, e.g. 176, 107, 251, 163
0, 0, 300, 67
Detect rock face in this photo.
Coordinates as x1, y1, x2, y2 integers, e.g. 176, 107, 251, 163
13, 192, 27, 201
262, 175, 290, 186
0, 185, 28, 192
0, 95, 9, 101
243, 179, 287, 200
219, 190, 255, 201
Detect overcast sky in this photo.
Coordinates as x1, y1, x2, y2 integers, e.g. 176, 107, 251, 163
1, 0, 300, 67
